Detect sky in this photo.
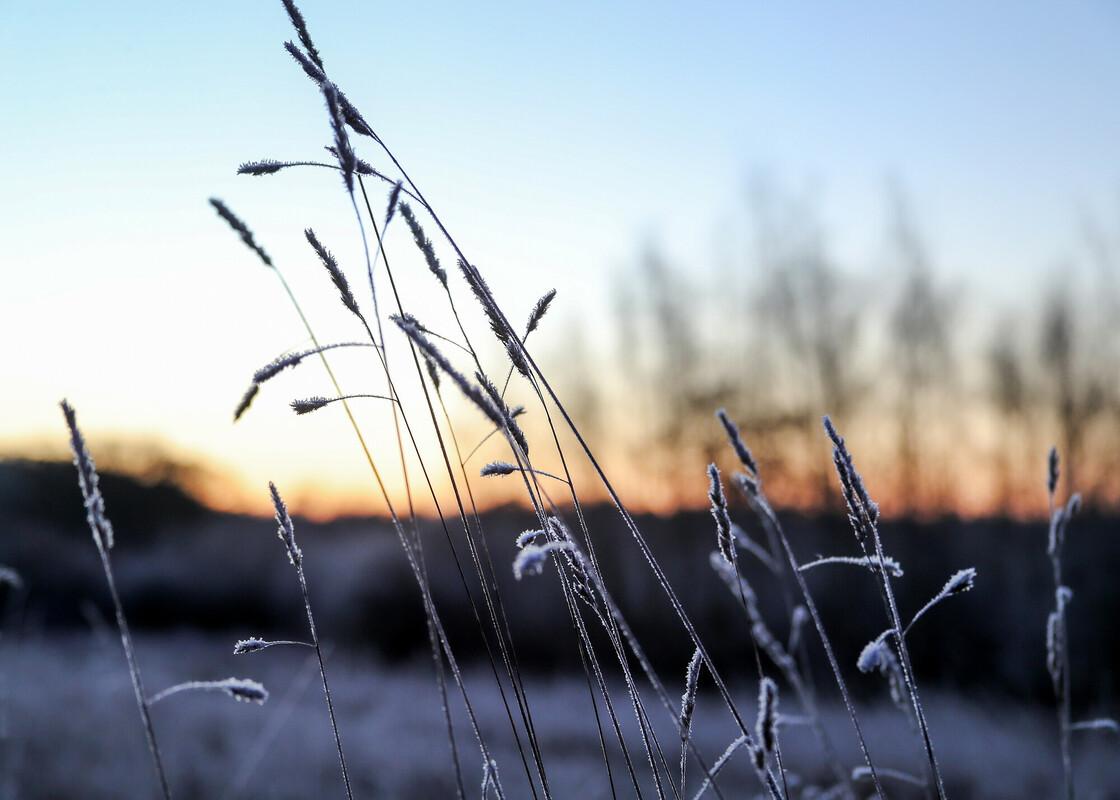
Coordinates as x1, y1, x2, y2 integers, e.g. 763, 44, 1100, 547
2, 1, 1118, 517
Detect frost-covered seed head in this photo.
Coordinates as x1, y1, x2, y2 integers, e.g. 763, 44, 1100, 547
716, 408, 759, 477
475, 370, 530, 455
60, 400, 114, 551
857, 635, 892, 674
525, 289, 557, 335
385, 181, 403, 227
233, 638, 269, 655
234, 383, 260, 422
322, 82, 356, 192
269, 482, 302, 568
944, 568, 976, 596
291, 397, 331, 415
1047, 447, 1060, 496
756, 677, 779, 754
679, 647, 703, 750
515, 530, 542, 549
512, 541, 572, 580
209, 198, 273, 268
1046, 610, 1064, 693
237, 159, 286, 176
392, 315, 506, 432
255, 352, 307, 384
281, 0, 324, 72
707, 464, 733, 565
305, 228, 361, 319
283, 41, 373, 135
823, 416, 880, 538
149, 677, 270, 706
221, 678, 269, 704
397, 202, 448, 288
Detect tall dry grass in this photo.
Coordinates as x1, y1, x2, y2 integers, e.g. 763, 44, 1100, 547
60, 401, 268, 800
46, 2, 1118, 798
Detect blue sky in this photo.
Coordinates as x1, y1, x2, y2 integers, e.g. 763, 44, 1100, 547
2, 1, 1117, 513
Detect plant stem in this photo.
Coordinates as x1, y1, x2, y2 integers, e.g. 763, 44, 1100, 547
353, 118, 782, 798
752, 496, 881, 800
1049, 489, 1074, 800
295, 562, 353, 800
267, 266, 468, 798
96, 544, 172, 800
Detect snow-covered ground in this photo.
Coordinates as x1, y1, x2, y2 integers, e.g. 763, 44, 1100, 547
4, 634, 1118, 798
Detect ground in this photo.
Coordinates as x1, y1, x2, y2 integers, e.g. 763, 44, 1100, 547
4, 634, 1118, 798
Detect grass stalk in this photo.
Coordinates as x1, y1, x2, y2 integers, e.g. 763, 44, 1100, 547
61, 401, 172, 800
824, 417, 944, 798
1046, 448, 1076, 800
354, 200, 554, 797
269, 484, 353, 799
215, 214, 471, 797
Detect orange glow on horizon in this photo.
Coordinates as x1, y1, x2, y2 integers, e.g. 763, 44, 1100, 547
1, 430, 1072, 525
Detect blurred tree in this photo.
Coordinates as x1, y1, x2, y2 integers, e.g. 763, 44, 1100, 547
586, 177, 1120, 517
886, 184, 957, 515
986, 318, 1033, 514
1039, 280, 1112, 502
747, 178, 863, 507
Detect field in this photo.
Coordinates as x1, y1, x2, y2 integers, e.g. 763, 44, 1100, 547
4, 470, 1120, 797
5, 634, 1118, 799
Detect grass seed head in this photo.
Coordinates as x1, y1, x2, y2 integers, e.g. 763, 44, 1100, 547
707, 464, 734, 565
398, 202, 448, 288
237, 159, 286, 176
716, 408, 759, 477
291, 397, 331, 415
515, 530, 542, 549
305, 228, 362, 320
385, 181, 403, 227
269, 482, 302, 568
679, 647, 703, 741
220, 678, 270, 704
513, 541, 572, 580
756, 677, 779, 755
209, 198, 273, 268
525, 289, 557, 335
280, 0, 324, 72
322, 82, 356, 193
234, 383, 260, 422
60, 400, 114, 551
233, 637, 269, 655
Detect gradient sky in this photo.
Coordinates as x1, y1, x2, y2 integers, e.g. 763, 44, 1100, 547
2, 1, 1118, 516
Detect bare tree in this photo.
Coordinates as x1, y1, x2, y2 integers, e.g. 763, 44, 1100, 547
746, 178, 864, 507
1038, 281, 1112, 501
986, 318, 1032, 513
886, 185, 957, 515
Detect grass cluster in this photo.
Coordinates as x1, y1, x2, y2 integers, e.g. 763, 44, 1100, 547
44, 2, 1116, 798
